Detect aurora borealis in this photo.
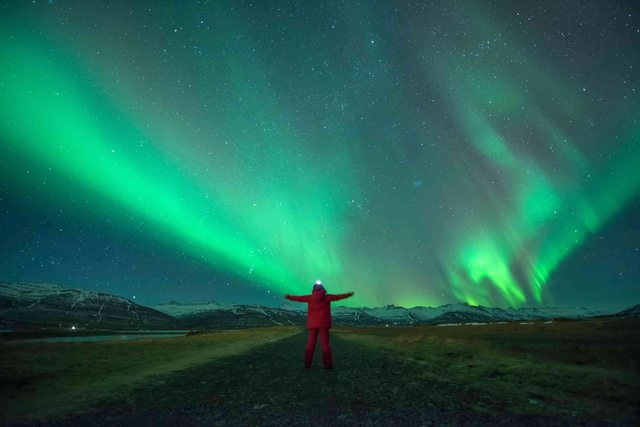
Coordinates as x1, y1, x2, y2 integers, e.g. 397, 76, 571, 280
1, 1, 639, 309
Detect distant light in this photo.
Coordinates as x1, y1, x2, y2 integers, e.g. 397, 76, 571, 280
133, 295, 136, 299
385, 324, 389, 327
71, 326, 76, 330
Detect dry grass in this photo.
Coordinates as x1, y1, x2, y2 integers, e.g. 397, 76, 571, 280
0, 326, 299, 423
334, 318, 640, 421
3, 319, 638, 425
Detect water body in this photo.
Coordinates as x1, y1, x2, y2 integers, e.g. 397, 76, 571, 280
22, 332, 189, 344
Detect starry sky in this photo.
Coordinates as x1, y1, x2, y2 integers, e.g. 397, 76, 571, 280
1, 0, 639, 310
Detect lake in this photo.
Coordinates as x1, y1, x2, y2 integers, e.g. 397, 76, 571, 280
21, 332, 189, 343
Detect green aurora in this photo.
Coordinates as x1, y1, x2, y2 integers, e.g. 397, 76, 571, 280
1, 1, 639, 308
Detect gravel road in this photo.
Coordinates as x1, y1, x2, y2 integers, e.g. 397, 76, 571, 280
23, 329, 610, 426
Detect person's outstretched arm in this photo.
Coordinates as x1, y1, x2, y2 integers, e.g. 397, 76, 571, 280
285, 294, 311, 302
328, 291, 354, 301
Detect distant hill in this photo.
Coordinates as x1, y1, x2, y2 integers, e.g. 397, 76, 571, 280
178, 304, 306, 329
1, 281, 635, 331
0, 282, 179, 330
177, 304, 393, 329
157, 299, 622, 327
611, 304, 640, 318
322, 303, 608, 326
153, 301, 232, 318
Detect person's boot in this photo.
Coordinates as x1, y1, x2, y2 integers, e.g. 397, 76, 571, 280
323, 351, 333, 369
304, 349, 313, 368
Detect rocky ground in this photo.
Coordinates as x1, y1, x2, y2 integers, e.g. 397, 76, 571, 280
14, 330, 624, 426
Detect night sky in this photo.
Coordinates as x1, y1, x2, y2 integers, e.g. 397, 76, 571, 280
1, 1, 639, 310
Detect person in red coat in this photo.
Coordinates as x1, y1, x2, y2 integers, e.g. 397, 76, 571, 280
285, 281, 354, 369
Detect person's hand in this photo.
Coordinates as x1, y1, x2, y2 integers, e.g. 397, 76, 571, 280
347, 291, 354, 297
284, 294, 290, 299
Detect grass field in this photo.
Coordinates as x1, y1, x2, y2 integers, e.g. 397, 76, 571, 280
0, 327, 298, 423
335, 317, 640, 422
1, 318, 638, 426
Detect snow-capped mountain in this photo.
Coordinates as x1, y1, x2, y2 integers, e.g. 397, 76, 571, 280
611, 304, 640, 318
157, 300, 620, 328
0, 282, 178, 330
278, 301, 306, 312
175, 303, 394, 329
178, 304, 307, 329
2, 281, 635, 331
322, 302, 612, 325
153, 301, 233, 318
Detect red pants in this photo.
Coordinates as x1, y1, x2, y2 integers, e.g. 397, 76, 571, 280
304, 328, 333, 368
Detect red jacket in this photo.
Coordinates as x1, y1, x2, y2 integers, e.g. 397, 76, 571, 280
286, 288, 352, 329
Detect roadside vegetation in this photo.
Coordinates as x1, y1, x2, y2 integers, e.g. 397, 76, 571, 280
335, 317, 640, 422
0, 326, 298, 423
2, 319, 638, 426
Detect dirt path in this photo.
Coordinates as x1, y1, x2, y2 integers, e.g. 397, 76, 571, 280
22, 330, 604, 426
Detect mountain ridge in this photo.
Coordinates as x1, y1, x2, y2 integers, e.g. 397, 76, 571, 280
1, 281, 637, 331
0, 281, 179, 330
